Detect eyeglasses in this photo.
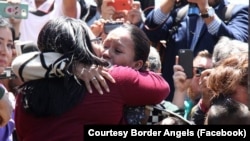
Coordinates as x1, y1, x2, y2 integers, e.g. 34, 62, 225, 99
193, 67, 206, 77
90, 37, 102, 45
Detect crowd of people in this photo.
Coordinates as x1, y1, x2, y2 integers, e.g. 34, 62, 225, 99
0, 0, 248, 141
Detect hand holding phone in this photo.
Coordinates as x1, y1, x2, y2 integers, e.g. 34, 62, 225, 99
0, 1, 28, 19
108, 0, 133, 11
178, 49, 194, 78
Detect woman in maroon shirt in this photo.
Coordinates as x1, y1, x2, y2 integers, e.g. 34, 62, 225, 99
12, 17, 170, 141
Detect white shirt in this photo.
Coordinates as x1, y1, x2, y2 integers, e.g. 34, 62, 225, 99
19, 0, 81, 44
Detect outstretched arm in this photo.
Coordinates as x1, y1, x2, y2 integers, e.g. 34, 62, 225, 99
63, 0, 80, 18
11, 52, 115, 95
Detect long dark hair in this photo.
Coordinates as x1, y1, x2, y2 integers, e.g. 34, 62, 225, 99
19, 17, 109, 117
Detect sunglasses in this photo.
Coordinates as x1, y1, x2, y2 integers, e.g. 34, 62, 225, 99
193, 67, 206, 77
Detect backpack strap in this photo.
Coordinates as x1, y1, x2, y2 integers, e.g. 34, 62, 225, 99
168, 5, 189, 35
176, 5, 189, 23
221, 4, 236, 24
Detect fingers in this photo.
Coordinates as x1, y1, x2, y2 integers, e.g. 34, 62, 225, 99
99, 68, 116, 83
90, 76, 104, 95
75, 64, 115, 95
132, 1, 141, 10
84, 80, 93, 94
173, 64, 184, 72
84, 66, 104, 95
84, 74, 104, 95
175, 55, 179, 65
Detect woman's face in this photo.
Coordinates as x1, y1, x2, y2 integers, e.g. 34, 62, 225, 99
0, 27, 13, 68
101, 27, 138, 69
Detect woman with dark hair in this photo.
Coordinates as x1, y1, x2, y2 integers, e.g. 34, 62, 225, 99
12, 17, 169, 141
205, 95, 250, 125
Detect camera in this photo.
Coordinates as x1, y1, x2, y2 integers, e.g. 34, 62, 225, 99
107, 0, 132, 11
103, 22, 123, 34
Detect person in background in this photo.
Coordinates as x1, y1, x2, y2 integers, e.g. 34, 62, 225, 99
135, 0, 155, 17
211, 36, 248, 65
98, 0, 145, 25
141, 47, 182, 125
172, 50, 213, 119
190, 36, 248, 125
12, 17, 169, 141
144, 46, 161, 73
9, 0, 82, 44
207, 52, 248, 106
203, 52, 249, 125
204, 95, 250, 125
142, 0, 249, 102
0, 18, 21, 141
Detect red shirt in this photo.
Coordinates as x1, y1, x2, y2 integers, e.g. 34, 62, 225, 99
15, 66, 170, 141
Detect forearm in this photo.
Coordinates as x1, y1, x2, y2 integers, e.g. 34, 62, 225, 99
160, 0, 176, 14
172, 90, 186, 109
63, 0, 78, 18
11, 52, 65, 82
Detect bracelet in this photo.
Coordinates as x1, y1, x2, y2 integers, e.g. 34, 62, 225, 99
0, 86, 5, 100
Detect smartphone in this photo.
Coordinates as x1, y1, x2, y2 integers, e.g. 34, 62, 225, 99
103, 22, 123, 34
108, 0, 132, 11
178, 49, 194, 78
0, 1, 28, 19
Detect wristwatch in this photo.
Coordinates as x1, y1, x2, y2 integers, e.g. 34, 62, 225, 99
200, 7, 215, 18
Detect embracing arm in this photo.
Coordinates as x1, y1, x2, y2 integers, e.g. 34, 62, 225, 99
111, 66, 170, 105
11, 52, 115, 94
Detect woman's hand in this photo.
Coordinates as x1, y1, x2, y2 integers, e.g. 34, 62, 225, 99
75, 64, 115, 95
199, 69, 214, 107
0, 87, 14, 127
126, 1, 144, 25
101, 0, 116, 20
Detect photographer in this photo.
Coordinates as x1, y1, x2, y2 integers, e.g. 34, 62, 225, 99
142, 0, 248, 101
172, 50, 213, 120
97, 0, 145, 26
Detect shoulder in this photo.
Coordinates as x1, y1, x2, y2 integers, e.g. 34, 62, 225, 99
108, 65, 141, 79
228, 3, 249, 14
108, 65, 151, 83
108, 65, 167, 86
